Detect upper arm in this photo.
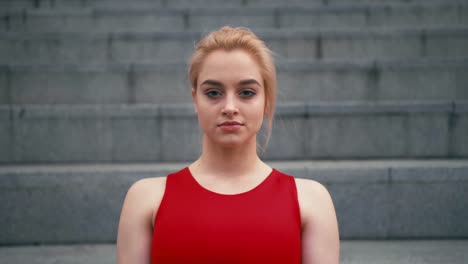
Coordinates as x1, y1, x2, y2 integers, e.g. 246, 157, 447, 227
116, 177, 166, 264
295, 178, 340, 264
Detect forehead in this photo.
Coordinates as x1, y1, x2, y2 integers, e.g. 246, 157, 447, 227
198, 49, 262, 85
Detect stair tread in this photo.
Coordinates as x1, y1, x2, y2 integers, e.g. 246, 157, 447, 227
1, 159, 467, 173
1, 240, 468, 264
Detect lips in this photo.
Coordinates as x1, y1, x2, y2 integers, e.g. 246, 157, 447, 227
219, 121, 242, 126
218, 121, 243, 132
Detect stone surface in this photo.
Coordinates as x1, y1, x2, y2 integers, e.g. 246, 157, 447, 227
0, 0, 33, 11
110, 117, 161, 162
300, 166, 392, 238
389, 166, 468, 237
0, 107, 12, 163
9, 66, 129, 104
3, 3, 467, 33
1, 28, 467, 64
26, 12, 93, 33
0, 34, 108, 64
0, 0, 461, 11
339, 240, 468, 264
0, 0, 467, 252
331, 182, 391, 238
456, 68, 468, 99
322, 33, 421, 60
0, 171, 142, 244
264, 114, 307, 160
13, 115, 112, 163
189, 9, 275, 31
0, 240, 468, 264
109, 34, 198, 64
389, 183, 468, 237
307, 114, 407, 159
93, 10, 185, 32
2, 59, 468, 104
167, 0, 244, 7
160, 116, 202, 161
426, 33, 468, 58
8, 105, 170, 163
0, 244, 117, 264
133, 64, 192, 104
378, 66, 459, 101
0, 102, 466, 163
366, 4, 463, 27
0, 70, 8, 104
280, 8, 367, 29
407, 114, 450, 157
452, 113, 468, 157
0, 160, 467, 244
277, 65, 370, 101
0, 240, 467, 264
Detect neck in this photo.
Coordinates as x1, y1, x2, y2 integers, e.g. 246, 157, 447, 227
194, 135, 262, 178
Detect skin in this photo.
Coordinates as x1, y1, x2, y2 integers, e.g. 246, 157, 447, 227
117, 49, 340, 264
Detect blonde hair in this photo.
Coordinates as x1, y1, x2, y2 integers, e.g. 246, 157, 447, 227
189, 26, 277, 150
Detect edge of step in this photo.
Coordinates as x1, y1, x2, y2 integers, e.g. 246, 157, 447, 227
1, 159, 467, 243
2, 1, 468, 17
2, 57, 468, 71
1, 158, 468, 182
2, 26, 468, 39
1, 101, 467, 119
1, 240, 468, 264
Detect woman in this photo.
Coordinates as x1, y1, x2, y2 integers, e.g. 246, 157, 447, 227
117, 26, 339, 264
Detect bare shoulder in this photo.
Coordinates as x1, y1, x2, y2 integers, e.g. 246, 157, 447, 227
124, 177, 167, 225
126, 177, 166, 202
129, 176, 167, 195
294, 178, 331, 202
293, 178, 336, 226
294, 178, 340, 263
117, 177, 167, 263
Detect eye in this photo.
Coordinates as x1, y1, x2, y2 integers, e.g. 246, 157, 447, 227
239, 89, 256, 98
205, 89, 222, 98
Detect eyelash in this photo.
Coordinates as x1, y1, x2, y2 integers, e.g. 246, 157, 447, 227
205, 90, 256, 98
240, 90, 256, 97
205, 90, 222, 98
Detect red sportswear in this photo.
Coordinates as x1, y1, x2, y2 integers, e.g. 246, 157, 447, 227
151, 167, 302, 263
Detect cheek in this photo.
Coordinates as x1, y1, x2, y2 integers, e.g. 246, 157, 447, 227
196, 108, 216, 131
254, 95, 267, 115
247, 100, 266, 124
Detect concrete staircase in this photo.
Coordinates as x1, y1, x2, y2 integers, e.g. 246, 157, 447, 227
1, 0, 467, 262
2, 240, 468, 264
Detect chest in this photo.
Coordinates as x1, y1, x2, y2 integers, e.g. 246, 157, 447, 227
151, 186, 302, 263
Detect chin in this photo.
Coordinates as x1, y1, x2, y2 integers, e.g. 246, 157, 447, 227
204, 130, 257, 148
216, 138, 245, 148
215, 134, 258, 149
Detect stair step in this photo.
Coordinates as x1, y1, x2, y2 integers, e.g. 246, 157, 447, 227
2, 3, 467, 32
1, 58, 467, 105
1, 0, 465, 11
1, 240, 467, 263
1, 27, 467, 64
0, 160, 467, 244
0, 244, 116, 264
1, 240, 468, 263
0, 101, 467, 163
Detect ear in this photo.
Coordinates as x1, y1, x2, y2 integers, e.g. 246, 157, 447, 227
191, 87, 198, 113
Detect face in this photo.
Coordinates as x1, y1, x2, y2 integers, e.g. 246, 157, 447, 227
192, 49, 266, 148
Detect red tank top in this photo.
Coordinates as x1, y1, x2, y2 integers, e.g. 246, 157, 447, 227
151, 167, 302, 264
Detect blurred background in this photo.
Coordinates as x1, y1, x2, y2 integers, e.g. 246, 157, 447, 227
0, 0, 467, 263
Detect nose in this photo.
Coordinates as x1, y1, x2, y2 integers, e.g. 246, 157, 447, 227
221, 93, 239, 116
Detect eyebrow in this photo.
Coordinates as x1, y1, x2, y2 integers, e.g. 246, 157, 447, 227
200, 79, 261, 87
239, 79, 261, 86
200, 80, 223, 87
